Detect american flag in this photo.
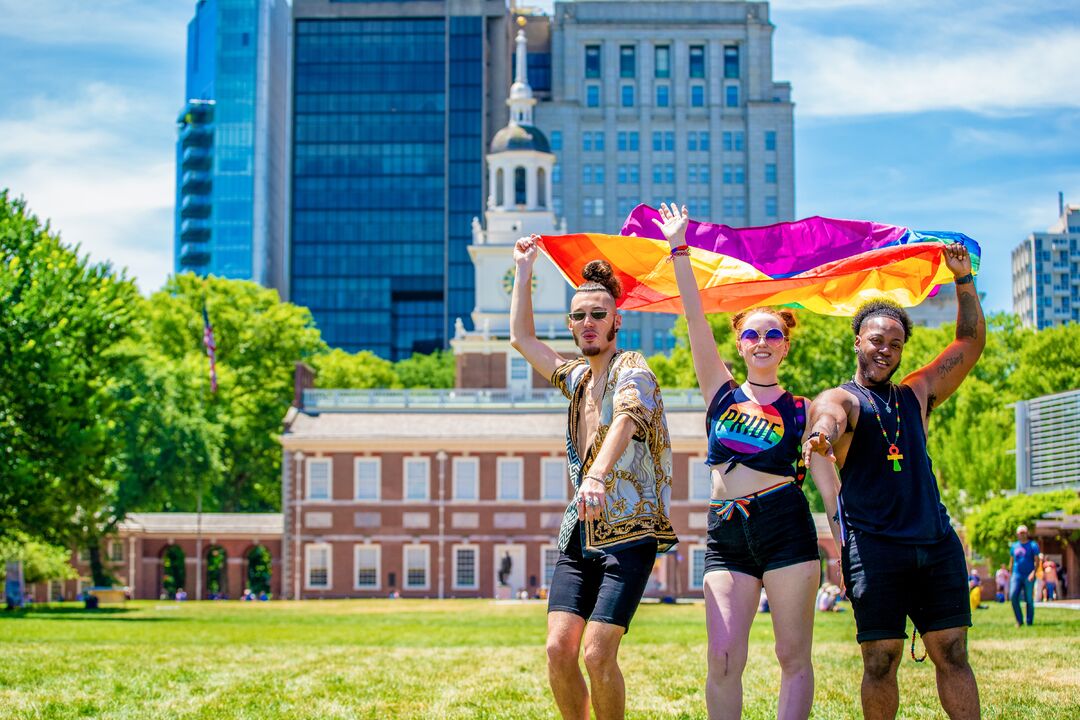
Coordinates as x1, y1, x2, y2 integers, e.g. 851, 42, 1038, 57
202, 305, 218, 393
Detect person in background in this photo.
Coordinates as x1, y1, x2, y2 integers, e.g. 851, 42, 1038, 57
994, 564, 1010, 603
1009, 525, 1040, 627
1042, 559, 1059, 602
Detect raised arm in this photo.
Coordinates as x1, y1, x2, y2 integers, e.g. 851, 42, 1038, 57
509, 235, 566, 380
902, 243, 986, 416
653, 202, 733, 403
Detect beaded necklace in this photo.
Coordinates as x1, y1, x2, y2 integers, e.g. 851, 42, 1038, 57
852, 378, 904, 472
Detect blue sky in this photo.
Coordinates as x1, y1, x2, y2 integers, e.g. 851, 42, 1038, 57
2, 0, 1078, 314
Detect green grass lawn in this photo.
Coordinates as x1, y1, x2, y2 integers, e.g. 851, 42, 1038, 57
1, 599, 1077, 719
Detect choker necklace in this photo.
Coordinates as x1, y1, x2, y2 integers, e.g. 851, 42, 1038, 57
747, 380, 778, 387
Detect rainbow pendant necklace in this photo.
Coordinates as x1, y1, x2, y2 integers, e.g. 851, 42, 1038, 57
852, 378, 903, 472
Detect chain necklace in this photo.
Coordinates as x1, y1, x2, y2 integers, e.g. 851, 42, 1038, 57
852, 377, 904, 472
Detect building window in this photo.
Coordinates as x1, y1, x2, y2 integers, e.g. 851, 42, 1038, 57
765, 196, 778, 217
700, 131, 710, 151
453, 457, 479, 501
652, 131, 663, 151
723, 131, 744, 152
620, 45, 636, 78
699, 164, 710, 184
594, 132, 605, 151
621, 84, 635, 108
354, 544, 380, 590
765, 130, 777, 151
622, 328, 642, 348
689, 165, 698, 185
583, 165, 593, 184
691, 84, 705, 108
594, 165, 605, 184
497, 457, 524, 500
453, 545, 478, 590
403, 545, 430, 590
689, 458, 711, 501
541, 545, 560, 588
690, 545, 707, 589
552, 165, 561, 184
541, 457, 567, 501
765, 163, 777, 184
551, 130, 562, 151
583, 132, 592, 152
628, 131, 639, 150
109, 541, 124, 563
689, 45, 705, 78
653, 328, 675, 353
723, 196, 746, 218
688, 132, 697, 152
538, 168, 546, 207
305, 544, 331, 589
306, 458, 332, 500
495, 168, 505, 206
403, 457, 430, 501
724, 45, 739, 79
354, 458, 380, 500
664, 131, 674, 151
725, 84, 739, 108
514, 166, 527, 205
586, 84, 600, 107
585, 44, 601, 78
656, 84, 670, 108
618, 196, 636, 217
655, 45, 671, 78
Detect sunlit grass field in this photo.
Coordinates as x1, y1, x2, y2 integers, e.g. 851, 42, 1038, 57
1, 599, 1077, 719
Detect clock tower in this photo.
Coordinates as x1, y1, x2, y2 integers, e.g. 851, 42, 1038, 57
452, 18, 575, 393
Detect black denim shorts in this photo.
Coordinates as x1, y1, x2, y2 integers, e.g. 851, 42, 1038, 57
547, 522, 658, 632
704, 482, 820, 579
842, 527, 971, 643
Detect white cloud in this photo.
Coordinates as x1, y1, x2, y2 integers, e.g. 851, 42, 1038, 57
782, 26, 1080, 117
0, 82, 177, 293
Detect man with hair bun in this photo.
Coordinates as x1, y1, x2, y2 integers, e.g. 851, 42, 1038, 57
510, 234, 677, 720
804, 243, 986, 719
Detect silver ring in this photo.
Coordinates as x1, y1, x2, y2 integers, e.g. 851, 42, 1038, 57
585, 497, 600, 508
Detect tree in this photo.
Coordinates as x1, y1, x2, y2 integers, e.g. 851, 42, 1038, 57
0, 191, 139, 550
312, 348, 399, 389
394, 350, 455, 389
141, 274, 326, 512
0, 532, 77, 586
965, 491, 1080, 567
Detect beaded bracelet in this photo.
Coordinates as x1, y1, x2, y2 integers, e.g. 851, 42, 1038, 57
667, 245, 691, 262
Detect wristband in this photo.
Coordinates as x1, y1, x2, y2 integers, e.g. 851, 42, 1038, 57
954, 273, 973, 285
808, 431, 832, 445
666, 245, 690, 262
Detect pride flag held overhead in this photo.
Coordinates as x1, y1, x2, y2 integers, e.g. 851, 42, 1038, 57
534, 205, 981, 317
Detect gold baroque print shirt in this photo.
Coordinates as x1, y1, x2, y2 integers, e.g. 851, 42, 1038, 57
550, 350, 678, 556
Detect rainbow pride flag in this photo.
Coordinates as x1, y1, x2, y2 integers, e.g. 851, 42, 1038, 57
534, 205, 981, 316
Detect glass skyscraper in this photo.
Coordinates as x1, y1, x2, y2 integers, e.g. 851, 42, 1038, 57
175, 0, 289, 289
290, 1, 509, 359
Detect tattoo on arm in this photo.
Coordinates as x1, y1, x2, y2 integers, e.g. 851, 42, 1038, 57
936, 353, 964, 378
957, 291, 978, 339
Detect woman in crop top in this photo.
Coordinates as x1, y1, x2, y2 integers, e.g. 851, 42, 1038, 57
655, 202, 825, 720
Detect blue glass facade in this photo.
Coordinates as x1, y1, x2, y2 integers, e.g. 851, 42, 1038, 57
176, 0, 282, 281
291, 17, 485, 359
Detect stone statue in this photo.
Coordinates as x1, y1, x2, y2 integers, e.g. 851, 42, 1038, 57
498, 552, 513, 586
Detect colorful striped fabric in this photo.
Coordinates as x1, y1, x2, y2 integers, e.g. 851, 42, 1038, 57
534, 204, 981, 316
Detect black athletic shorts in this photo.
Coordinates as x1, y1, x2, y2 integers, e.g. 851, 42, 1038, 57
842, 527, 972, 643
704, 481, 820, 579
547, 522, 658, 632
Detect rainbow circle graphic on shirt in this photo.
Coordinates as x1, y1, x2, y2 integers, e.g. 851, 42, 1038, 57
714, 402, 785, 454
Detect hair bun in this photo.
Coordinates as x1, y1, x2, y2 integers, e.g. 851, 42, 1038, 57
579, 259, 622, 300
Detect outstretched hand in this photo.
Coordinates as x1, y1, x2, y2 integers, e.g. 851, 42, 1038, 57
803, 432, 835, 466
943, 242, 972, 278
652, 201, 689, 248
514, 234, 539, 268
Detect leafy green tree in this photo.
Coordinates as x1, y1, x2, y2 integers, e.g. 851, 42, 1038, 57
0, 532, 77, 585
312, 348, 399, 389
394, 350, 455, 389
0, 191, 138, 554
141, 274, 326, 512
965, 490, 1080, 567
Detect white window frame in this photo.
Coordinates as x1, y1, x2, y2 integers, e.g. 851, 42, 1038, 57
305, 543, 332, 590
541, 544, 561, 588
689, 544, 708, 590
452, 543, 480, 590
403, 456, 431, 502
497, 457, 524, 501
688, 457, 712, 502
403, 544, 431, 591
354, 457, 381, 501
108, 540, 124, 563
452, 457, 480, 501
353, 543, 381, 591
541, 457, 567, 501
306, 457, 333, 501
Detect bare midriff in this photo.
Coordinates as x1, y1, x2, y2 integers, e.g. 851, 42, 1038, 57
710, 462, 792, 501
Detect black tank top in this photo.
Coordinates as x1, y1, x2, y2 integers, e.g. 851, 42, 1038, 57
705, 380, 808, 483
839, 381, 951, 543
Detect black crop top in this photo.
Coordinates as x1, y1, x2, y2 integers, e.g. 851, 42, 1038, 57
705, 380, 807, 483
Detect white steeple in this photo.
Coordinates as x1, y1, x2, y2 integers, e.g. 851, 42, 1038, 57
508, 25, 535, 126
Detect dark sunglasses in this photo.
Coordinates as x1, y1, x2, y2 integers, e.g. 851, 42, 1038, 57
568, 309, 609, 322
739, 328, 787, 345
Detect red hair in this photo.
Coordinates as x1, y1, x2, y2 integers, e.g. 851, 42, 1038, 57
731, 307, 797, 335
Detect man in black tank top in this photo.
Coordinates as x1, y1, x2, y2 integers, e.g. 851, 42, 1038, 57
803, 243, 985, 720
